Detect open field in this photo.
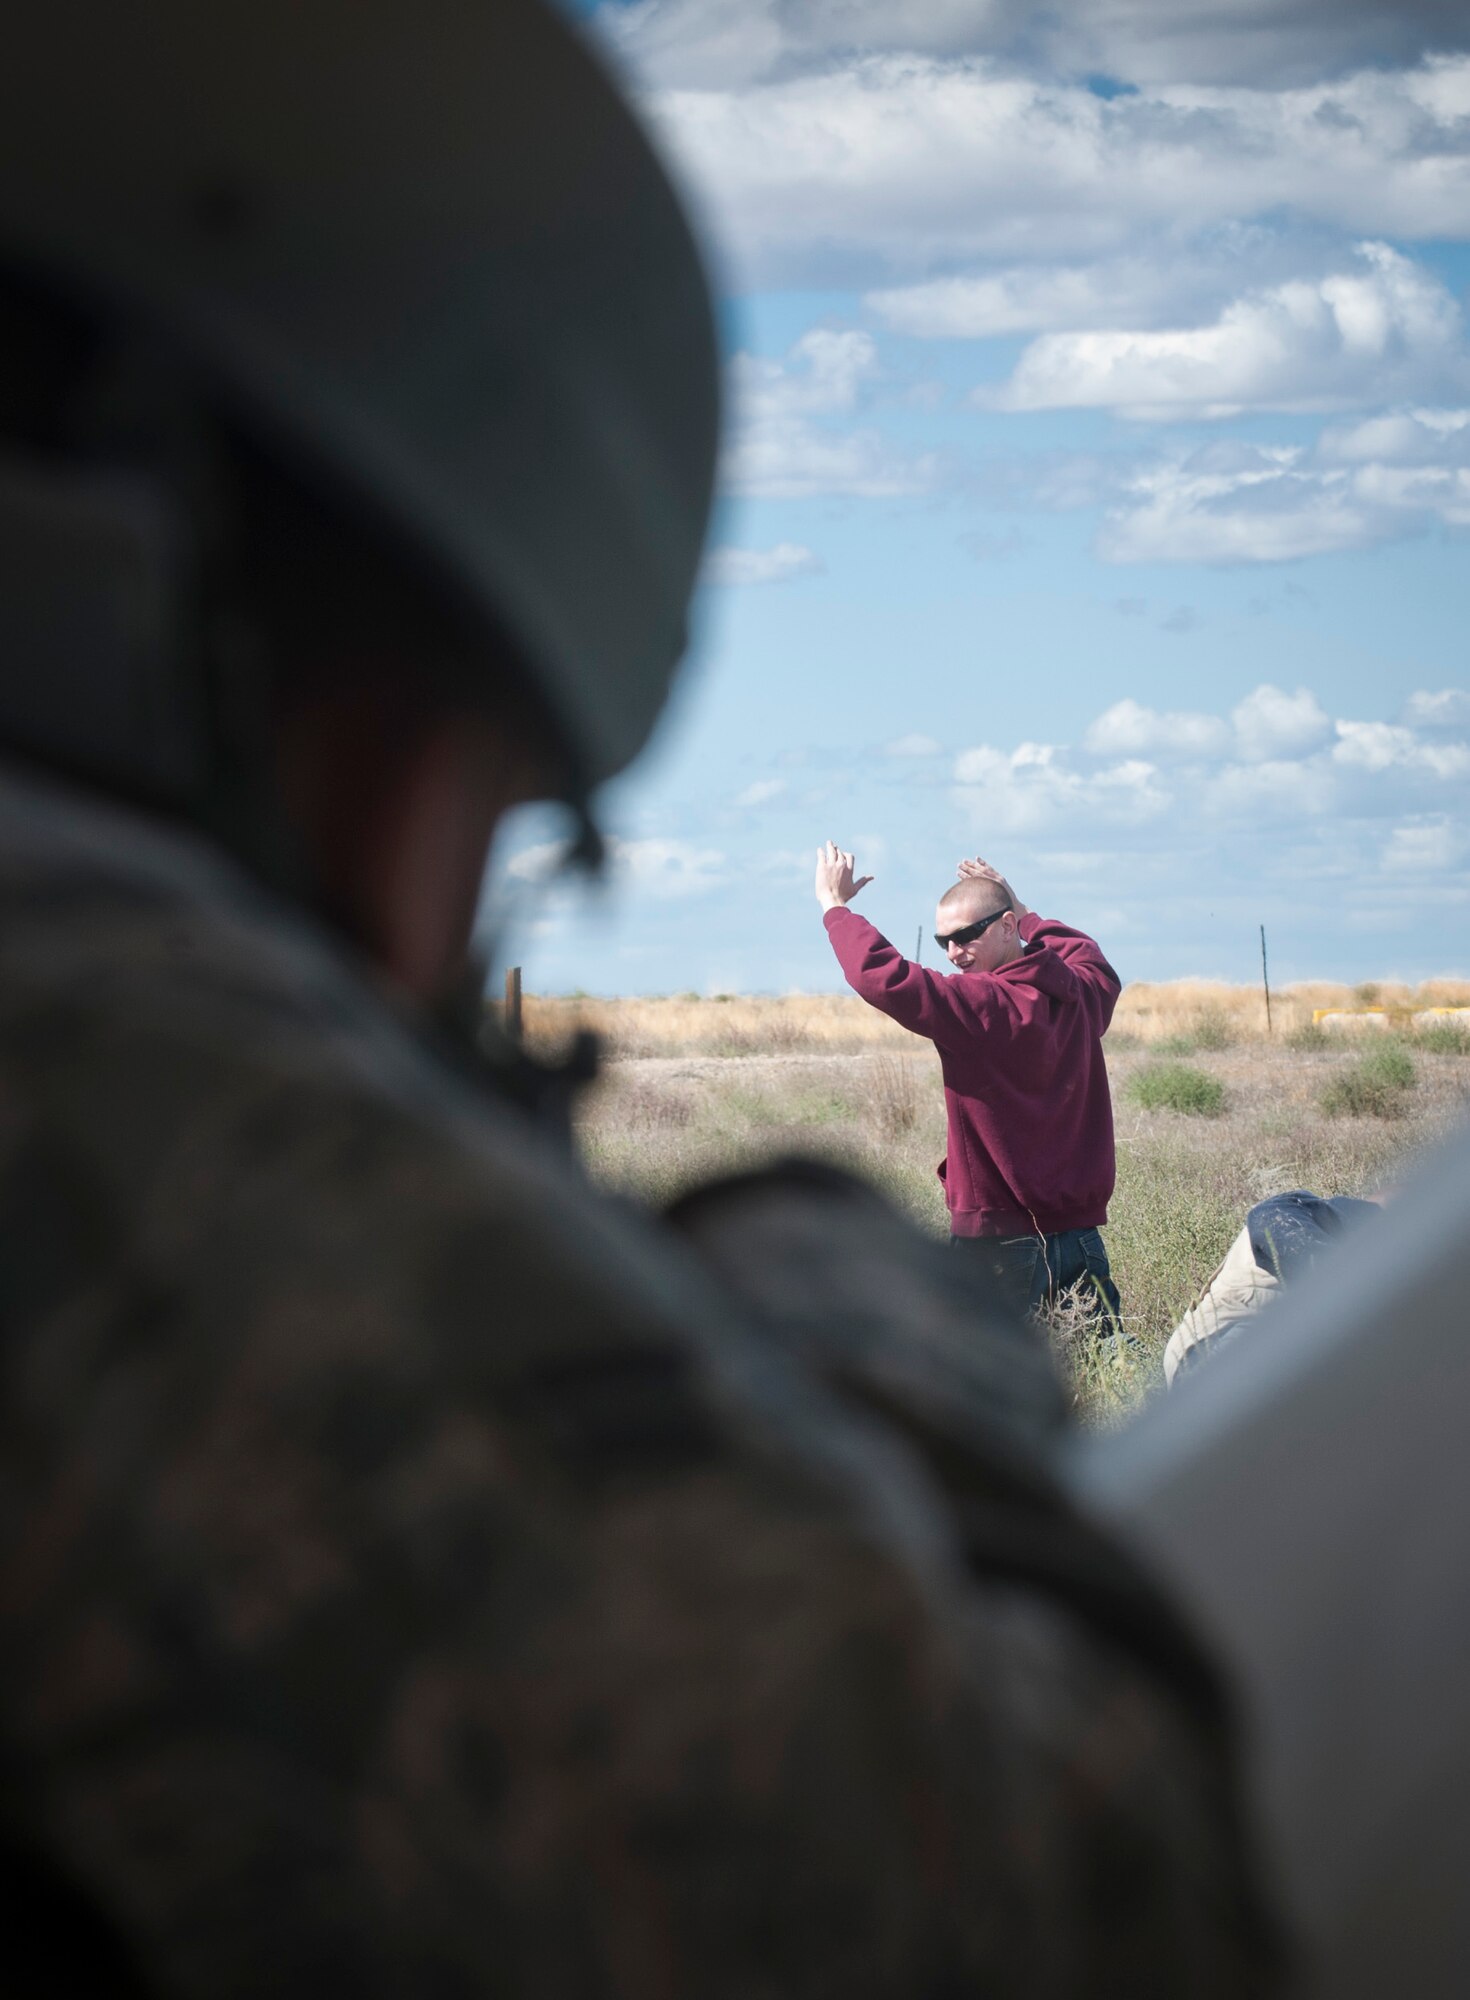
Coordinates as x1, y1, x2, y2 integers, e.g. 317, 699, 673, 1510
526, 986, 1470, 1424
524, 977, 1470, 1058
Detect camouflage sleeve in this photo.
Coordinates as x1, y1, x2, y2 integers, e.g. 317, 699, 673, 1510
0, 1039, 1284, 1997
663, 1156, 1287, 1991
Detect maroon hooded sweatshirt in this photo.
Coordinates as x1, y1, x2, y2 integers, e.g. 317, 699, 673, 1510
824, 907, 1120, 1238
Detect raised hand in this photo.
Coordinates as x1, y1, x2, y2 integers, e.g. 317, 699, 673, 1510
955, 855, 1028, 918
814, 840, 874, 912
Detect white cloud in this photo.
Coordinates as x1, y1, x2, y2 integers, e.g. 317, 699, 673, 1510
1084, 697, 1230, 759
1233, 684, 1333, 762
952, 739, 1170, 834
1383, 815, 1466, 873
1334, 719, 1470, 777
868, 232, 1313, 342
726, 426, 933, 497
870, 258, 1193, 339
618, 51, 1470, 284
596, 0, 1470, 95
1095, 444, 1380, 562
1320, 406, 1470, 463
505, 833, 729, 899
1205, 756, 1338, 820
1403, 688, 1470, 731
1089, 415, 1470, 564
607, 837, 728, 898
990, 245, 1467, 419
754, 846, 813, 880
886, 731, 942, 756
1092, 758, 1168, 803
1331, 719, 1419, 771
703, 542, 822, 585
506, 672, 1470, 991
724, 329, 940, 497
1055, 5, 1470, 92
735, 327, 879, 419
734, 777, 788, 806
987, 682, 1470, 847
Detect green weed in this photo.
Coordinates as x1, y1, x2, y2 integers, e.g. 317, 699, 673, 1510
1285, 1020, 1328, 1052
1414, 1021, 1470, 1056
1191, 1007, 1235, 1051
1321, 1043, 1416, 1118
1127, 1062, 1227, 1117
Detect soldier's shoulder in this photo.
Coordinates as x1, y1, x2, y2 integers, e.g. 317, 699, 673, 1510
0, 777, 1282, 1998
0, 768, 930, 1541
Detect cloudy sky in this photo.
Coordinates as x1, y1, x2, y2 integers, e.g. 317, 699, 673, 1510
491, 0, 1470, 993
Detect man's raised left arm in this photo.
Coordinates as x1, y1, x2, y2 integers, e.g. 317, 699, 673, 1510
818, 842, 1005, 1049
957, 857, 1121, 1019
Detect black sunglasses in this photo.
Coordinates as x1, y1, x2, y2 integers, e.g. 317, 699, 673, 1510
934, 908, 1008, 952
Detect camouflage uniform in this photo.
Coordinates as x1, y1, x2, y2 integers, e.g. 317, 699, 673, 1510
0, 762, 1282, 1995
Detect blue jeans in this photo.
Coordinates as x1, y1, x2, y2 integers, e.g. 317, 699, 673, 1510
954, 1227, 1123, 1335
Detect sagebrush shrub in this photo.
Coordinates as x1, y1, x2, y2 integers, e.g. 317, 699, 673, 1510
1285, 1020, 1328, 1052
1191, 1007, 1235, 1051
1414, 1020, 1470, 1056
1321, 1044, 1416, 1118
1126, 1062, 1226, 1117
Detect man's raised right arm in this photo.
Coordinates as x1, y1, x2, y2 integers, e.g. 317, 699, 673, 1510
957, 854, 1120, 1022
817, 841, 991, 1048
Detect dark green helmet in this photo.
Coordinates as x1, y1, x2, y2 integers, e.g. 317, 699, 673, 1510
0, 0, 721, 794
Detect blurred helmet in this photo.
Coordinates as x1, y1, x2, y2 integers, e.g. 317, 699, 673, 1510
0, 0, 720, 794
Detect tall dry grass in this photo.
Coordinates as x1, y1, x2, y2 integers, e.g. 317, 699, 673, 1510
523, 990, 913, 1057
1114, 977, 1470, 1045
520, 979, 1470, 1059
564, 1022, 1470, 1425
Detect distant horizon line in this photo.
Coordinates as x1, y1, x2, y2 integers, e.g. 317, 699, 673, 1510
498, 973, 1470, 1000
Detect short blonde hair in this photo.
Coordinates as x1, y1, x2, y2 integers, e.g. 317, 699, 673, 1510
937, 877, 1011, 920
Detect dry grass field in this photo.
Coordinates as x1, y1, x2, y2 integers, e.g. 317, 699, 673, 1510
522, 982, 1470, 1424
524, 977, 1470, 1056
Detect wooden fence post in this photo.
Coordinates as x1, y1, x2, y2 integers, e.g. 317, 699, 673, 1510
504, 965, 523, 1043
1260, 925, 1273, 1035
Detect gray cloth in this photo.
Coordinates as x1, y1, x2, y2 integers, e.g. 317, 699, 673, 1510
0, 765, 1280, 1996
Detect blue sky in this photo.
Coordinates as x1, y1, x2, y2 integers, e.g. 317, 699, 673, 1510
488, 0, 1470, 994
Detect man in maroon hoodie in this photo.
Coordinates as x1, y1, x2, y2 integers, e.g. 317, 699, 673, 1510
816, 840, 1124, 1332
